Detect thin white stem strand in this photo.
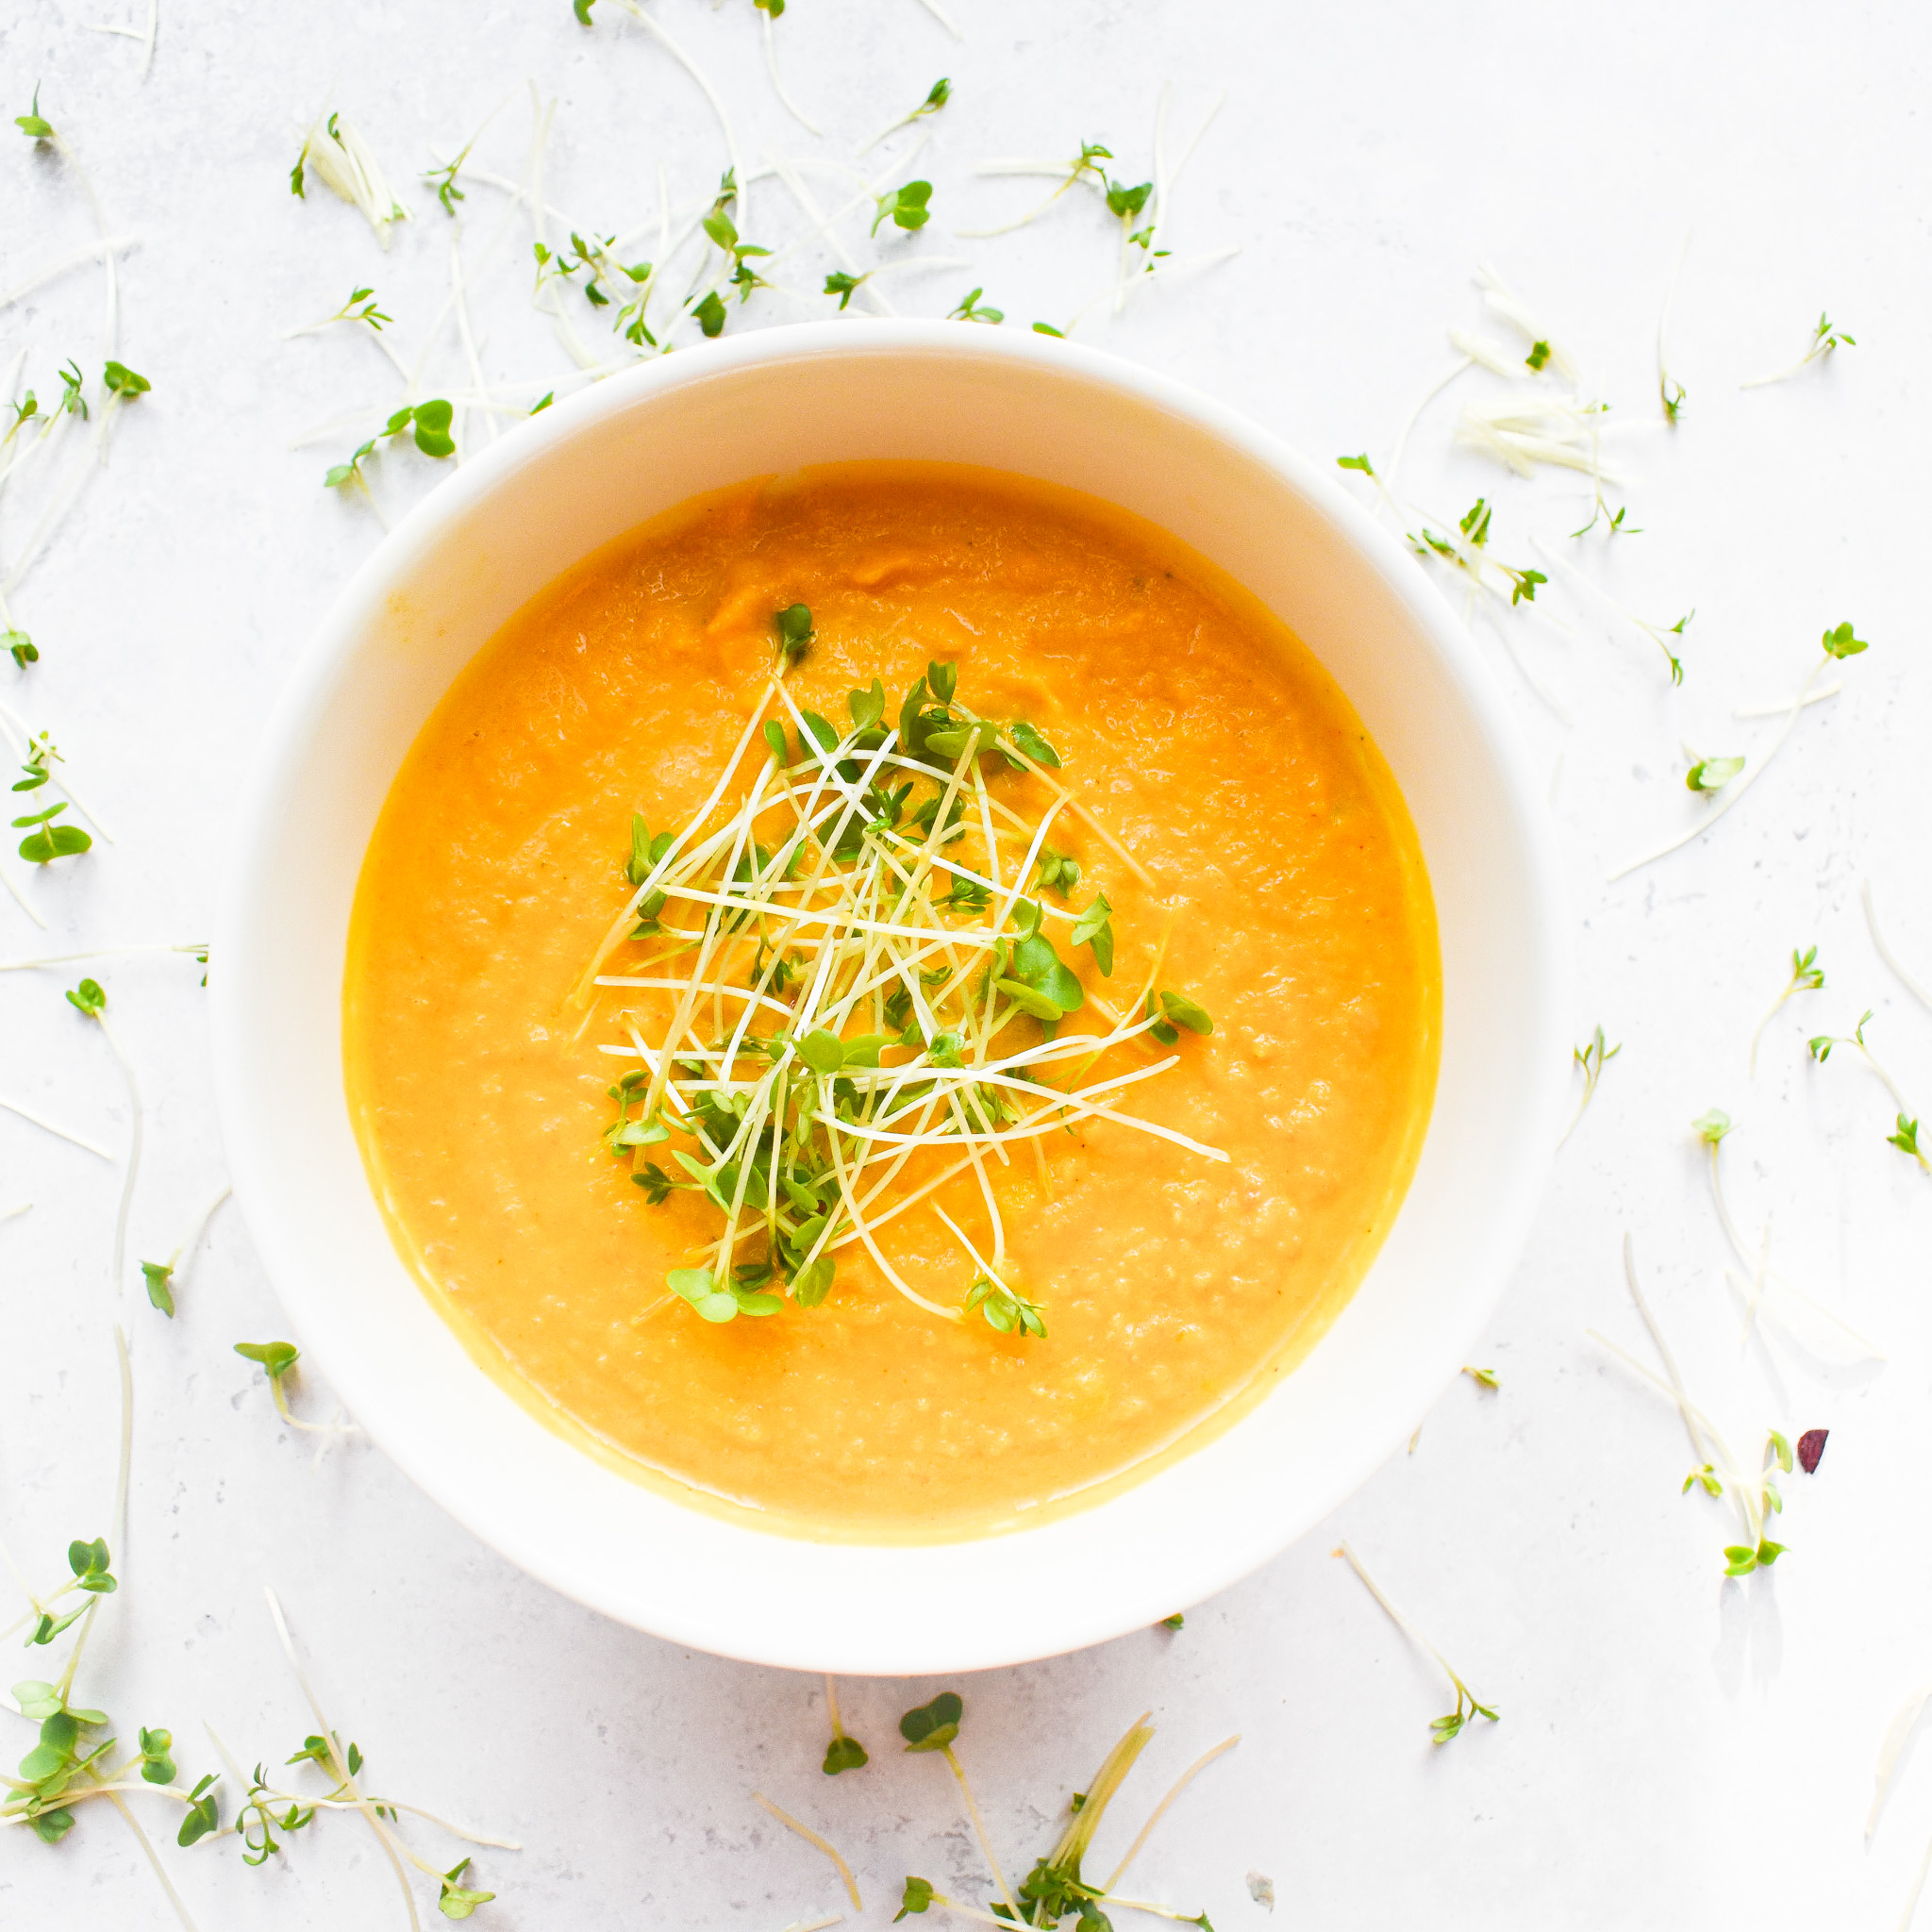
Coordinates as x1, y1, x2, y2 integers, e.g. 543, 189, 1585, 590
753, 1792, 861, 1911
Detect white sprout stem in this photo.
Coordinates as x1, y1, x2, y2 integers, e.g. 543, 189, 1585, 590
1657, 229, 1690, 418
0, 861, 48, 930
1870, 1681, 1932, 1840
0, 1092, 114, 1159
167, 1182, 231, 1270
760, 8, 822, 135
1706, 1141, 1883, 1356
106, 1790, 202, 1932
1741, 329, 1836, 390
616, 0, 748, 234
0, 234, 139, 313
269, 1372, 359, 1439
763, 150, 900, 317
0, 1202, 26, 1224
942, 1745, 1022, 1922
1388, 357, 1474, 493
1748, 977, 1797, 1077
112, 1320, 132, 1556
1733, 684, 1840, 720
0, 696, 115, 840
912, 0, 963, 37
93, 1008, 142, 1299
1101, 1735, 1240, 1892
0, 941, 203, 973
1865, 879, 1932, 1018
1899, 1832, 1932, 1932
1334, 1541, 1484, 1707
1607, 654, 1838, 882
753, 1792, 862, 1912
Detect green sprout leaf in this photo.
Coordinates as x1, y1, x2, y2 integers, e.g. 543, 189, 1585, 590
1690, 1108, 1732, 1144
1070, 892, 1114, 976
439, 1858, 496, 1919
897, 1876, 937, 1921
142, 1258, 176, 1318
899, 1690, 962, 1752
824, 269, 869, 309
692, 289, 727, 338
5, 631, 36, 668
1525, 340, 1552, 371
873, 179, 933, 236
16, 87, 53, 141
1159, 1612, 1185, 1630
65, 977, 106, 1017
1686, 754, 1744, 792
1822, 620, 1868, 659
1158, 990, 1213, 1035
102, 360, 150, 399
823, 1733, 869, 1774
235, 1340, 299, 1379
947, 287, 1004, 325
13, 800, 91, 864
774, 603, 815, 663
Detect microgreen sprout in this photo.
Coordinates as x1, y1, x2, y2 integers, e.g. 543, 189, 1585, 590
1334, 1541, 1498, 1745
1159, 1612, 1185, 1630
329, 286, 391, 330
234, 1341, 359, 1437
1591, 1233, 1796, 1575
137, 1184, 229, 1319
1463, 1365, 1499, 1389
860, 75, 954, 158
1609, 622, 1869, 880
774, 602, 815, 663
821, 1674, 868, 1774
824, 270, 872, 310
1742, 311, 1857, 390
64, 979, 143, 1300
6, 632, 36, 668
1657, 232, 1690, 423
1558, 1024, 1619, 1145
16, 86, 54, 142
1684, 753, 1744, 793
291, 109, 409, 247
872, 179, 934, 236
1863, 880, 1932, 1020
1809, 1012, 1930, 1174
947, 287, 1004, 325
1749, 945, 1824, 1075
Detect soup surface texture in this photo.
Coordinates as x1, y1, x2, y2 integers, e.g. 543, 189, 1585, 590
344, 463, 1440, 1539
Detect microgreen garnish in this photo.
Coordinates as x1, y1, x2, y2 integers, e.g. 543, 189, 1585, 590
1559, 1024, 1619, 1144
1748, 945, 1824, 1075
947, 288, 1004, 325
6, 632, 36, 668
1335, 1541, 1498, 1745
13, 799, 91, 862
1609, 622, 1870, 880
1742, 311, 1857, 390
1524, 340, 1551, 372
101, 360, 150, 400
1809, 1012, 1930, 1174
326, 286, 391, 329
824, 270, 871, 309
1463, 1366, 1499, 1389
581, 661, 1219, 1335
137, 1185, 228, 1319
1159, 1612, 1185, 1630
872, 179, 934, 236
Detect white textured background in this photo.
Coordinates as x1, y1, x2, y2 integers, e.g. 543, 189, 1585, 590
2, 3, 1929, 1926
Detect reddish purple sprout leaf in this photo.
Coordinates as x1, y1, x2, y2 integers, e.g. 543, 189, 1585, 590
1796, 1428, 1828, 1474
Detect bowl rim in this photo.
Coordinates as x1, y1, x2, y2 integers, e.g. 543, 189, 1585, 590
210, 317, 1568, 1672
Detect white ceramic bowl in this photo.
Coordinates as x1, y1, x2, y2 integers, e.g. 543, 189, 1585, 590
211, 321, 1566, 1674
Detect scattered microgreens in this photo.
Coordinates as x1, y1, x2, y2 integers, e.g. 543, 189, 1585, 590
102, 360, 150, 401
1742, 311, 1857, 390
1525, 340, 1551, 372
873, 178, 934, 236
584, 658, 1220, 1335
1159, 1613, 1185, 1631
1334, 1541, 1498, 1746
423, 135, 481, 216
947, 288, 1004, 325
1463, 1366, 1499, 1390
1749, 944, 1824, 1076
896, 1691, 1232, 1927
1592, 1232, 1796, 1575
1558, 1024, 1619, 1145
1685, 753, 1744, 793
1338, 458, 1549, 614
1809, 1012, 1930, 1174
1609, 622, 1869, 881
7, 632, 36, 668
325, 399, 456, 491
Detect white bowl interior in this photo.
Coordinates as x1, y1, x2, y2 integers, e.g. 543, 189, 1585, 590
212, 324, 1564, 1674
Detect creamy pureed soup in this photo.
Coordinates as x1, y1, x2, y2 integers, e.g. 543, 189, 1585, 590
344, 463, 1440, 1540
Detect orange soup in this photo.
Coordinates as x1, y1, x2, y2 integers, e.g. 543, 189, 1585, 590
344, 463, 1440, 1539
